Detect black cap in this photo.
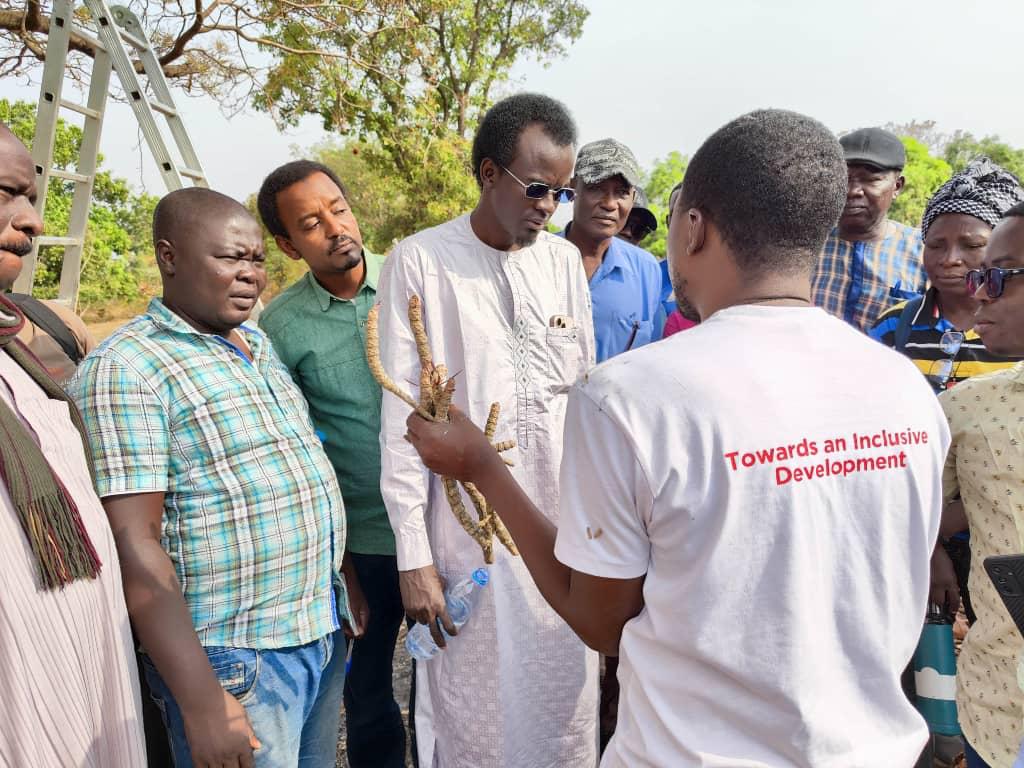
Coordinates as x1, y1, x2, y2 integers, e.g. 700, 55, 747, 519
839, 128, 906, 171
628, 187, 658, 233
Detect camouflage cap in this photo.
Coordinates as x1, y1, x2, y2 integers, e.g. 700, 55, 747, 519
574, 138, 643, 188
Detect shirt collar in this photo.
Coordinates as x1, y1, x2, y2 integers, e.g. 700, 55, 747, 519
1009, 361, 1024, 391
305, 249, 380, 313
914, 286, 940, 327
147, 297, 262, 346
601, 237, 636, 277
557, 225, 636, 277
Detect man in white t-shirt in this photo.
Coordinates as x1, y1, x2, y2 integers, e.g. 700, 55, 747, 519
404, 108, 951, 767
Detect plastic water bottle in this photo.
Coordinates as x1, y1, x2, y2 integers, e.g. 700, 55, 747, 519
405, 568, 489, 661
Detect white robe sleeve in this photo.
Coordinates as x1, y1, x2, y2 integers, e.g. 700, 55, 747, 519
377, 243, 435, 571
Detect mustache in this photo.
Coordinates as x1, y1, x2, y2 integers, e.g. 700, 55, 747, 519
0, 239, 32, 257
329, 236, 357, 252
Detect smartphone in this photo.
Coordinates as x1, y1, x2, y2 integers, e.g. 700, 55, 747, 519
984, 554, 1024, 637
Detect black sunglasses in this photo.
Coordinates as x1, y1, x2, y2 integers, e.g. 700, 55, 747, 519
966, 266, 1024, 298
500, 166, 575, 204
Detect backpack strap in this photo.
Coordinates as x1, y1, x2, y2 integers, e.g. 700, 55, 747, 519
6, 293, 83, 365
894, 295, 925, 354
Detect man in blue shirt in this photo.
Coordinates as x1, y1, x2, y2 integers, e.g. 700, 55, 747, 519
560, 139, 664, 363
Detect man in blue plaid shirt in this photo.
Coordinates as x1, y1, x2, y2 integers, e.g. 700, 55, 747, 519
811, 127, 926, 331
69, 188, 352, 768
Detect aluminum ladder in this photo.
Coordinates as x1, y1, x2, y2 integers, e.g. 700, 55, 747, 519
14, 0, 209, 305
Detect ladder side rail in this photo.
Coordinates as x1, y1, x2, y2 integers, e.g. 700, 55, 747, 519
110, 6, 208, 187
82, 0, 186, 191
57, 46, 114, 307
15, 0, 76, 294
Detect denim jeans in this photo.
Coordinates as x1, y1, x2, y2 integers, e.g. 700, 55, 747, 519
964, 740, 993, 768
141, 630, 345, 767
344, 553, 408, 768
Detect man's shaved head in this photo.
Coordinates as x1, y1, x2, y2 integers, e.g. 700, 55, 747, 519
152, 187, 254, 245
152, 186, 265, 335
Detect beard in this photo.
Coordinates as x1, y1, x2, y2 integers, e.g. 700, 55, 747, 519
670, 270, 701, 323
327, 239, 363, 271
513, 230, 540, 248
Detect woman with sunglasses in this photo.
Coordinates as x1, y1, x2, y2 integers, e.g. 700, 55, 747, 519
870, 158, 1024, 392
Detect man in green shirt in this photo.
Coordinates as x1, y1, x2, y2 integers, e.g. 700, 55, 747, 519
256, 160, 406, 768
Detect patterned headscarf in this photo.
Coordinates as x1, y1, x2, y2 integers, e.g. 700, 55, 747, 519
921, 157, 1024, 239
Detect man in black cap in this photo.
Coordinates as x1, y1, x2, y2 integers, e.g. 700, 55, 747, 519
811, 127, 926, 331
616, 187, 658, 246
560, 138, 663, 362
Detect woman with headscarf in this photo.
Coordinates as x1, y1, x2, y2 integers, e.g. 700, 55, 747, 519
870, 158, 1024, 390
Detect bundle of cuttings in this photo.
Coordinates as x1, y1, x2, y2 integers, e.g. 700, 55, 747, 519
366, 294, 519, 563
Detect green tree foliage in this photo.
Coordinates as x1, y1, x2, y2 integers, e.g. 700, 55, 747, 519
258, 0, 587, 239
636, 151, 688, 259
887, 137, 951, 229
308, 137, 477, 253
944, 132, 1024, 182
0, 99, 157, 312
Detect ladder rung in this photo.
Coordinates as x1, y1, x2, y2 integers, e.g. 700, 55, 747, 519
36, 236, 84, 248
149, 99, 177, 117
178, 167, 206, 180
59, 99, 101, 120
49, 168, 91, 183
70, 24, 106, 53
117, 27, 148, 50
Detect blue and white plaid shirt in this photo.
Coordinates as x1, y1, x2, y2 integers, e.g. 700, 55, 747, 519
812, 220, 926, 332
69, 298, 346, 649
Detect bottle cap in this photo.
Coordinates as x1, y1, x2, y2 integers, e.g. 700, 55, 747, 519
472, 568, 489, 587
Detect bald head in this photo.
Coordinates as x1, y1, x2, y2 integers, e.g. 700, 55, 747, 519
153, 186, 266, 335
153, 187, 255, 245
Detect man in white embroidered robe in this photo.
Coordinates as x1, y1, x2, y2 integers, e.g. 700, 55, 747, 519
377, 93, 598, 768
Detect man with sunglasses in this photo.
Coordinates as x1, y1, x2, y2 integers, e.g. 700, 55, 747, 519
616, 187, 659, 246
940, 202, 1024, 768
560, 139, 664, 363
376, 92, 597, 768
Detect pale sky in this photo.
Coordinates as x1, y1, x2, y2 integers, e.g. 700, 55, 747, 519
2, 0, 1023, 209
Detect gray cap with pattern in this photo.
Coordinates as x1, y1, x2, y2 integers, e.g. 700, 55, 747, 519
574, 138, 643, 188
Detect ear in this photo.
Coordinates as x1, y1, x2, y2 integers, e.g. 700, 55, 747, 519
893, 174, 906, 195
155, 239, 176, 276
686, 208, 707, 257
274, 234, 303, 262
479, 158, 500, 190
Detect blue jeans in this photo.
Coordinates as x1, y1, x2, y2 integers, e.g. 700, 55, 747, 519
142, 630, 345, 767
964, 740, 993, 768
344, 553, 407, 768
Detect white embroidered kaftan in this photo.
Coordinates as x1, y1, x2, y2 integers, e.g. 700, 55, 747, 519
378, 214, 599, 768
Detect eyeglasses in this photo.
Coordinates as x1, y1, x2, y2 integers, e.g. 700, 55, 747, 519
926, 329, 965, 391
965, 266, 1024, 299
500, 166, 575, 204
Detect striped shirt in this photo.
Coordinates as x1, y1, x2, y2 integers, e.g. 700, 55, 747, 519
68, 298, 346, 650
869, 287, 1020, 390
812, 220, 926, 331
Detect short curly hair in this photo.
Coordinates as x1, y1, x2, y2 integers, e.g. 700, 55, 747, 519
257, 160, 349, 239
680, 109, 847, 276
470, 93, 577, 188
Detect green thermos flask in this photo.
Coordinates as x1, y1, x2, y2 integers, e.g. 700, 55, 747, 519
912, 603, 961, 736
